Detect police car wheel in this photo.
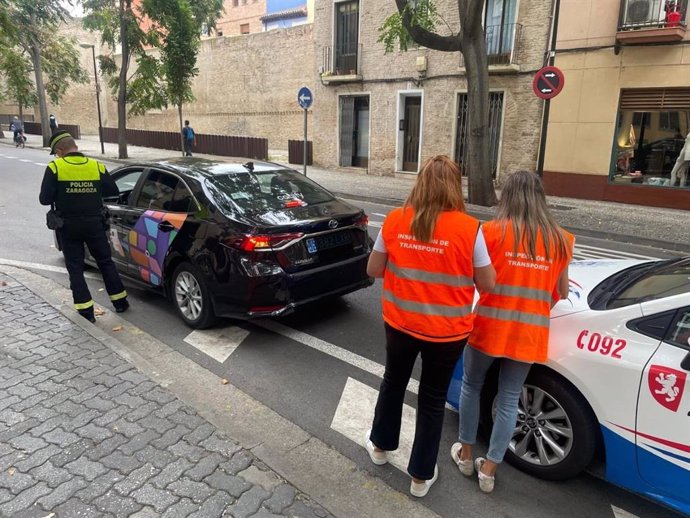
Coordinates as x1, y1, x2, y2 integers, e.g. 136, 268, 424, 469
488, 368, 598, 481
172, 262, 216, 329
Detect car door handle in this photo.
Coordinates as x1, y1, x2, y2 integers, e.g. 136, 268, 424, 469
158, 221, 175, 233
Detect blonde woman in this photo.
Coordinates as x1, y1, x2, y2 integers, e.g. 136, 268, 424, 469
364, 156, 495, 497
452, 171, 574, 493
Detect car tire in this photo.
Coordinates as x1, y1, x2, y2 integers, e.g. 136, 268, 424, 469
482, 368, 598, 481
171, 262, 216, 329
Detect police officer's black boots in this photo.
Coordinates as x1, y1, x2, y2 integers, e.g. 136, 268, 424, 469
78, 308, 96, 323
113, 299, 129, 314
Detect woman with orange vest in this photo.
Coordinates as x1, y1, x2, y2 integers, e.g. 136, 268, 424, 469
364, 156, 496, 497
451, 171, 574, 493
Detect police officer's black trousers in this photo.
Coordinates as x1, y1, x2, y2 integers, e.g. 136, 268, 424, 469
58, 217, 126, 314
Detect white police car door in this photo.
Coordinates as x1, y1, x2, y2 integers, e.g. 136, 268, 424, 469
636, 303, 690, 504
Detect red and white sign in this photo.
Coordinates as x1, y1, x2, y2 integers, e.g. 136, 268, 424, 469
648, 365, 686, 412
532, 66, 565, 100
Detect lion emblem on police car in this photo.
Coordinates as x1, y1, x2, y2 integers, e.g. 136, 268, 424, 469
648, 365, 686, 412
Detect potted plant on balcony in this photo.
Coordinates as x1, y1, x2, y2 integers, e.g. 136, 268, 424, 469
666, 0, 682, 27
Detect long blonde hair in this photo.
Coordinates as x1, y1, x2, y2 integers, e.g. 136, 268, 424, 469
496, 170, 569, 261
404, 155, 466, 242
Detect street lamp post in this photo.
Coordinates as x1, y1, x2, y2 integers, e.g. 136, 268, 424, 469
79, 43, 105, 154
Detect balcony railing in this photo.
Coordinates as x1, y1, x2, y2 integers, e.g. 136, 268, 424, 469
460, 23, 522, 68
321, 43, 363, 83
619, 0, 688, 30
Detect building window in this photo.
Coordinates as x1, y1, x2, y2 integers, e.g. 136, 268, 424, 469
334, 0, 359, 75
232, 0, 238, 6
612, 88, 690, 188
240, 23, 250, 34
455, 91, 504, 178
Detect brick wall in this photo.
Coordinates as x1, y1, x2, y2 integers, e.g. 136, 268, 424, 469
216, 0, 267, 36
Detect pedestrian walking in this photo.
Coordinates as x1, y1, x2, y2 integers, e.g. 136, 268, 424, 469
49, 114, 59, 132
182, 119, 195, 156
39, 130, 129, 322
364, 155, 496, 498
10, 116, 24, 144
451, 170, 574, 493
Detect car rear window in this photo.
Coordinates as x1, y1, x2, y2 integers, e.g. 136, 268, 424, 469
205, 169, 335, 214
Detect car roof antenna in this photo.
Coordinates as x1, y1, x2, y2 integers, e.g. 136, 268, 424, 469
243, 161, 254, 173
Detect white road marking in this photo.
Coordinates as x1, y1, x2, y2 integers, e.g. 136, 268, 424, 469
5, 156, 17, 159
34, 162, 45, 167
369, 221, 382, 228
573, 243, 658, 261
254, 319, 420, 395
331, 377, 416, 475
611, 505, 640, 518
372, 213, 387, 218
0, 258, 102, 280
19, 159, 31, 163
183, 327, 249, 363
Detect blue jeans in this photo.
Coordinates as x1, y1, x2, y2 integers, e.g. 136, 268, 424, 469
458, 345, 531, 464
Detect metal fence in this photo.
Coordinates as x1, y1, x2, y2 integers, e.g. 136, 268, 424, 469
23, 122, 81, 139
288, 140, 313, 165
459, 23, 522, 67
102, 128, 268, 160
322, 43, 362, 76
619, 0, 688, 29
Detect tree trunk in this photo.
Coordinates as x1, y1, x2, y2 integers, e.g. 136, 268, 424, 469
462, 32, 497, 207
117, 0, 130, 159
29, 44, 51, 148
178, 104, 184, 157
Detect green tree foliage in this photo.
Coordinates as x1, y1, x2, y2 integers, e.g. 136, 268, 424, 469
379, 0, 497, 206
0, 0, 87, 146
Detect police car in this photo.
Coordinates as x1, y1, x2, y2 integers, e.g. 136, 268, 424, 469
448, 257, 690, 515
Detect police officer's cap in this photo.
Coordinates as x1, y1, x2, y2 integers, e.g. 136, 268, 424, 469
49, 130, 73, 155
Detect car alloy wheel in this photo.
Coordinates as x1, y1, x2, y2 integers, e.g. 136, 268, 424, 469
504, 385, 574, 466
175, 270, 203, 322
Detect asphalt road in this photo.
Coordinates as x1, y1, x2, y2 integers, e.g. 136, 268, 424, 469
0, 145, 685, 518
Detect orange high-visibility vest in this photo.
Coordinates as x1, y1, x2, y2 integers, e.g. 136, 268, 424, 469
469, 222, 574, 362
381, 207, 479, 343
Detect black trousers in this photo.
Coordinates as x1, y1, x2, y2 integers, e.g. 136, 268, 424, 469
371, 324, 466, 480
59, 216, 126, 313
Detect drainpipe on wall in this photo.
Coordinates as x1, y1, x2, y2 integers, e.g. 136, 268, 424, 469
536, 0, 561, 177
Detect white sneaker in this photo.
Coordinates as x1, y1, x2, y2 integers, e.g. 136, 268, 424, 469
474, 457, 495, 493
410, 465, 439, 498
364, 429, 388, 465
450, 442, 474, 476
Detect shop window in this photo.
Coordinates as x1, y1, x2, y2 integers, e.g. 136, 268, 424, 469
611, 88, 690, 189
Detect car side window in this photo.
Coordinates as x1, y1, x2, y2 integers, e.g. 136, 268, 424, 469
168, 182, 196, 213
666, 308, 690, 350
629, 310, 676, 341
137, 171, 179, 211
112, 170, 143, 204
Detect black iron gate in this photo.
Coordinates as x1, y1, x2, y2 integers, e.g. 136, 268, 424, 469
454, 91, 504, 178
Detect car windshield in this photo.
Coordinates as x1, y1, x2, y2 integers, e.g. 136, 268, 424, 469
603, 259, 690, 309
205, 169, 335, 215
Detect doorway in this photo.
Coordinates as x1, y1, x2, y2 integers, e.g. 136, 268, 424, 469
339, 95, 370, 168
396, 92, 423, 173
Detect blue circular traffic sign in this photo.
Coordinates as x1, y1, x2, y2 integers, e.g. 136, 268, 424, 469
298, 87, 313, 109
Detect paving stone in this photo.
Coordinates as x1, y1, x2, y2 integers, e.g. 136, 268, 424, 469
205, 472, 251, 498
26, 416, 68, 437
42, 427, 81, 448
7, 384, 38, 399
85, 434, 129, 461
74, 470, 124, 501
161, 497, 199, 518
283, 499, 331, 518
0, 409, 26, 428
130, 506, 160, 518
167, 478, 215, 504
64, 456, 108, 481
219, 451, 253, 476
9, 435, 48, 453
113, 393, 149, 410
135, 445, 177, 470
114, 463, 159, 496
10, 506, 56, 518
168, 410, 206, 430
63, 410, 101, 432
167, 441, 207, 463
199, 433, 242, 458
53, 497, 100, 517
119, 429, 161, 456
150, 458, 193, 490
94, 407, 130, 427
111, 418, 145, 438
0, 417, 40, 442
23, 405, 58, 422
0, 469, 35, 494
0, 488, 12, 505
143, 388, 176, 406
125, 402, 164, 425
188, 491, 232, 518
100, 382, 136, 401
30, 461, 72, 488
0, 482, 51, 516
184, 453, 224, 482
93, 490, 144, 517
117, 369, 150, 385
11, 392, 50, 413
223, 486, 270, 518
131, 483, 180, 513
237, 466, 282, 492
153, 400, 184, 419
151, 425, 190, 450
36, 476, 88, 509
83, 396, 117, 412
262, 484, 297, 514
101, 450, 145, 475
181, 424, 215, 447
75, 422, 115, 442
14, 445, 61, 472
50, 439, 94, 468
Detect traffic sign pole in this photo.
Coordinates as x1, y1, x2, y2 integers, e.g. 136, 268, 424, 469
303, 108, 308, 176
297, 86, 313, 176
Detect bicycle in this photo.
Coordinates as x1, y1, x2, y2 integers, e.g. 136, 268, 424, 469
14, 131, 26, 148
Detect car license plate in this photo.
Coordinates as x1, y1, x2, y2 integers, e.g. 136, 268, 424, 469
306, 232, 352, 254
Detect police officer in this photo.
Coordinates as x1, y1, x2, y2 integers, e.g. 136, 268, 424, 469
39, 130, 129, 322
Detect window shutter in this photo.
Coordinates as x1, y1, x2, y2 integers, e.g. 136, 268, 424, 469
620, 88, 690, 111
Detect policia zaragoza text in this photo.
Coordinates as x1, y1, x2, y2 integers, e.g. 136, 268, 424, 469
39, 130, 130, 322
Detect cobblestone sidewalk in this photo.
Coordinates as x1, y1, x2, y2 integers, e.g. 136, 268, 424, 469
0, 272, 332, 518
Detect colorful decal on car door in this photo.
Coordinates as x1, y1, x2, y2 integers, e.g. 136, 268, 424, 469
128, 210, 187, 286
648, 365, 686, 412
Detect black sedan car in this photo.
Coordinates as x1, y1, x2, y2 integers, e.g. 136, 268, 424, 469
82, 158, 374, 328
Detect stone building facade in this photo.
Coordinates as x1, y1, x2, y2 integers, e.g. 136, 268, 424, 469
312, 0, 554, 179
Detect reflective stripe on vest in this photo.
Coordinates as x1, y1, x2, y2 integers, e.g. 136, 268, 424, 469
383, 289, 473, 318
491, 283, 553, 304
475, 306, 550, 328
387, 260, 474, 288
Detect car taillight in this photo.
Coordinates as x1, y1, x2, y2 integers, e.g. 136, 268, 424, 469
224, 233, 304, 252
354, 214, 369, 230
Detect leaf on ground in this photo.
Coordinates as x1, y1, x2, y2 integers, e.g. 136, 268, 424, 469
220, 379, 229, 385
98, 288, 104, 292
112, 325, 124, 332
0, 281, 7, 287
94, 307, 105, 316
7, 468, 16, 476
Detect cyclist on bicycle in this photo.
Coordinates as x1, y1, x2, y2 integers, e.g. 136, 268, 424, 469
10, 116, 24, 145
